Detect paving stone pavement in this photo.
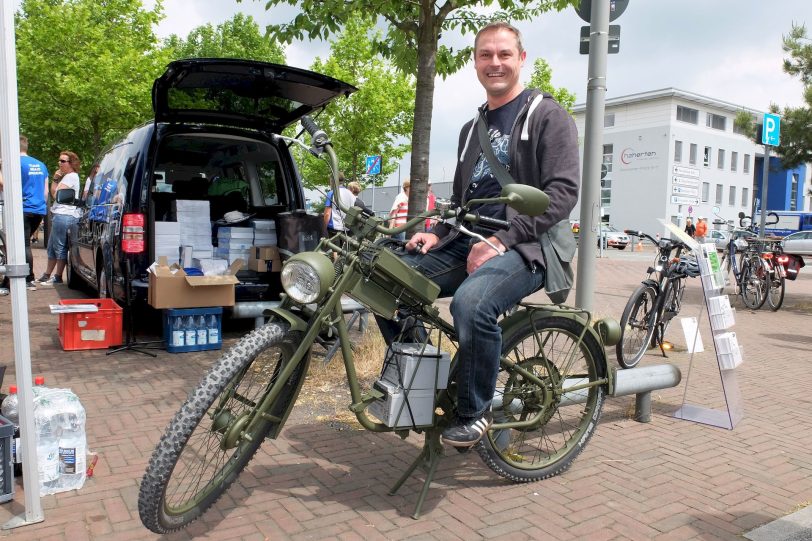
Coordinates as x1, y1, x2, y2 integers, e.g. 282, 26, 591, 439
0, 245, 810, 540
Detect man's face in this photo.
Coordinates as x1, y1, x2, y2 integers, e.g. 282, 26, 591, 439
474, 28, 526, 100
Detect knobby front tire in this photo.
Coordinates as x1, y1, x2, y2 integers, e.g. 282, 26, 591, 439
139, 323, 304, 534
478, 315, 605, 482
616, 284, 658, 369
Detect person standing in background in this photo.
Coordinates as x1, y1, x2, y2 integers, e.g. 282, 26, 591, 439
684, 217, 696, 238
425, 181, 437, 230
695, 217, 708, 244
0, 135, 49, 296
35, 151, 82, 286
388, 178, 410, 240
323, 172, 356, 236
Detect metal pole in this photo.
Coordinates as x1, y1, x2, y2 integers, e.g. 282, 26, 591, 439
0, 1, 45, 527
575, 0, 610, 311
758, 145, 770, 235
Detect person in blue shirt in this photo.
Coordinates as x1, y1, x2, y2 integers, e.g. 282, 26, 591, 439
0, 135, 49, 295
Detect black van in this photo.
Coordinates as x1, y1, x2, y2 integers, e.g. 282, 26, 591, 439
66, 58, 355, 309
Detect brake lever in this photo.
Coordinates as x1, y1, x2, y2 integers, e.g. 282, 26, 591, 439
456, 223, 504, 256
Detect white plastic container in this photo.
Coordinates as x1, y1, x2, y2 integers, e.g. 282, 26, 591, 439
714, 331, 743, 370
707, 295, 735, 330
34, 388, 87, 495
368, 379, 435, 428
381, 344, 450, 390
1, 386, 19, 425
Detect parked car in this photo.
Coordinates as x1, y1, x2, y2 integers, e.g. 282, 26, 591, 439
598, 225, 629, 250
781, 230, 812, 256
708, 229, 729, 251
67, 58, 356, 308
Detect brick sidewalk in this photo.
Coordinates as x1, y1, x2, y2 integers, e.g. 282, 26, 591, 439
0, 245, 810, 540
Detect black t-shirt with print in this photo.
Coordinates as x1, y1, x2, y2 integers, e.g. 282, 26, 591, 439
464, 88, 532, 226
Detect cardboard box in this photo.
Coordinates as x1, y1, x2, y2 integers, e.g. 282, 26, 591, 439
148, 257, 242, 309
249, 246, 282, 273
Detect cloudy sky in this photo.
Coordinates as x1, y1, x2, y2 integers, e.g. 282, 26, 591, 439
151, 1, 809, 185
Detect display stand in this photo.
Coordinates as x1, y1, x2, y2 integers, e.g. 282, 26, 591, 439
668, 233, 744, 429
107, 260, 164, 357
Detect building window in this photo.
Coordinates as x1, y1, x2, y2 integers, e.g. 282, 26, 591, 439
791, 173, 799, 211
731, 151, 738, 172
706, 112, 727, 130
604, 113, 615, 127
742, 187, 749, 207
677, 105, 699, 124
702, 182, 710, 202
689, 143, 697, 165
717, 149, 725, 170
715, 184, 723, 205
729, 186, 736, 206
674, 140, 683, 163
744, 154, 751, 173
704, 146, 711, 167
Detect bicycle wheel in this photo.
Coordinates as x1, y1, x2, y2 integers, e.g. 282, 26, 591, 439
616, 284, 658, 369
0, 231, 6, 269
139, 323, 307, 534
740, 258, 767, 310
478, 315, 605, 482
766, 270, 785, 311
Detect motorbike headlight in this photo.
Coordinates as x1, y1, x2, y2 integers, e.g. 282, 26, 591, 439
280, 252, 335, 304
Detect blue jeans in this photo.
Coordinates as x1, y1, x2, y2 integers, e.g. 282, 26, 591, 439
378, 235, 545, 419
47, 213, 79, 260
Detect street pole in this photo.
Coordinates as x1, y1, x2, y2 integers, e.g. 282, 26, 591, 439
575, 0, 609, 312
758, 145, 770, 235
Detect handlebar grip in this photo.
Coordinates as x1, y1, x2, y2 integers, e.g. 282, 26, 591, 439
474, 215, 511, 231
623, 229, 640, 236
300, 115, 319, 135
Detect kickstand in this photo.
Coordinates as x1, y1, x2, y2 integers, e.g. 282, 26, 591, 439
389, 428, 444, 519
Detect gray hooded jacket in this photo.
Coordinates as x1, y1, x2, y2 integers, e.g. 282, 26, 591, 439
432, 89, 580, 303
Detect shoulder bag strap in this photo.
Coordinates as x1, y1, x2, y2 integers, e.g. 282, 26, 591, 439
476, 112, 515, 187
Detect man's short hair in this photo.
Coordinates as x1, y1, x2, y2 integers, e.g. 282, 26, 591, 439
19, 135, 29, 152
474, 21, 524, 53
348, 181, 362, 195
337, 171, 346, 184
402, 178, 411, 190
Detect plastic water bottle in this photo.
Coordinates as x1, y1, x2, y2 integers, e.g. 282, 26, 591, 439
35, 398, 61, 492
1, 385, 19, 425
196, 315, 208, 346
171, 316, 185, 347
56, 394, 87, 490
33, 375, 46, 398
184, 316, 197, 346
207, 314, 219, 345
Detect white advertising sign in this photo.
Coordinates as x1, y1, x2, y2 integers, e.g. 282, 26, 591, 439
673, 165, 700, 179
671, 195, 699, 205
672, 185, 699, 197
672, 175, 700, 187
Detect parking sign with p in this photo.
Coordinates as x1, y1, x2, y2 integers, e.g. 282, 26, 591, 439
761, 113, 781, 146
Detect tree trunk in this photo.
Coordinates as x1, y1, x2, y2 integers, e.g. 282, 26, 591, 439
407, 0, 438, 233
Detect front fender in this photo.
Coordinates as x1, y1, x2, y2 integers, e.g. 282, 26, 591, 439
500, 305, 611, 388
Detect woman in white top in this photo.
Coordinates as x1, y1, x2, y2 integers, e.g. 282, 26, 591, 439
36, 151, 82, 285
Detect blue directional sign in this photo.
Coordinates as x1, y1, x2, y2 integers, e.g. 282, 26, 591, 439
365, 155, 381, 175
761, 113, 781, 146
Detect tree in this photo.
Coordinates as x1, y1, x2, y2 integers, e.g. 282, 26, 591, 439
525, 58, 576, 113
246, 0, 577, 227
773, 24, 812, 169
15, 0, 167, 166
299, 17, 414, 192
163, 13, 285, 63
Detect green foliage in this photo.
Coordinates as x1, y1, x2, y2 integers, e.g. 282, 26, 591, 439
296, 17, 414, 191
245, 0, 579, 214
774, 23, 812, 169
15, 0, 168, 168
525, 58, 576, 113
163, 13, 285, 63
733, 110, 756, 140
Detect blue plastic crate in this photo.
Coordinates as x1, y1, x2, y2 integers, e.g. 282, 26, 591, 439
163, 307, 223, 353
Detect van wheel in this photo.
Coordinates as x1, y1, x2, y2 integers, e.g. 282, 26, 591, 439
98, 268, 112, 298
66, 250, 82, 289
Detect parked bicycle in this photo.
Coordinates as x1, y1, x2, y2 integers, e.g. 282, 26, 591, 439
138, 117, 621, 533
616, 231, 699, 369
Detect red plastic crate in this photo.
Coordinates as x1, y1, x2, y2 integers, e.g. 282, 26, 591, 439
58, 299, 123, 351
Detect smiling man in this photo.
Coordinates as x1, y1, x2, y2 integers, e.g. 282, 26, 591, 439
390, 21, 580, 447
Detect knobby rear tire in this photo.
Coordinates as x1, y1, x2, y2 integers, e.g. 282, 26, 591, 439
139, 323, 304, 534
767, 272, 785, 311
616, 284, 659, 369
478, 315, 606, 482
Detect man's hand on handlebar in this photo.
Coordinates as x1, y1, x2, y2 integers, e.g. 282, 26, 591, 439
406, 232, 440, 254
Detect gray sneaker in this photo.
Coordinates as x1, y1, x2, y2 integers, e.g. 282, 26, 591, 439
37, 276, 62, 287
26, 282, 37, 291
0, 288, 9, 296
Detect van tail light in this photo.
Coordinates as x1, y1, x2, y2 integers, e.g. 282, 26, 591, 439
121, 213, 145, 254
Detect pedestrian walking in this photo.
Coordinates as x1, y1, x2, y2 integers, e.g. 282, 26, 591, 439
695, 217, 708, 244
684, 217, 696, 238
